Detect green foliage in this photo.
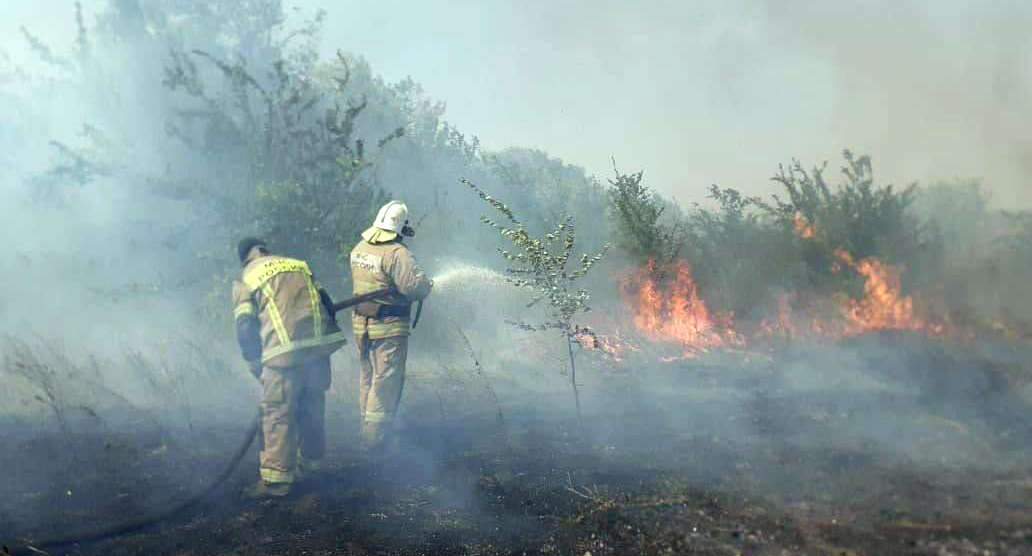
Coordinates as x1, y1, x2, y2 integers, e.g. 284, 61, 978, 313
462, 179, 609, 332
18, 1, 402, 315
27, 0, 1030, 348
463, 177, 609, 426
606, 151, 952, 320
486, 148, 612, 256
756, 150, 941, 280
685, 185, 798, 315
163, 47, 401, 298
605, 163, 796, 316
606, 165, 684, 266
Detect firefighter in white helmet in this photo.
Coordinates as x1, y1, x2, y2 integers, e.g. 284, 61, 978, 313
349, 201, 433, 454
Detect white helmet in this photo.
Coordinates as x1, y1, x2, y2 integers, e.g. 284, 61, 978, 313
373, 200, 409, 233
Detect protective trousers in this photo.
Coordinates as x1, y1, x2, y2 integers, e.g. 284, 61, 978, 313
259, 355, 331, 484
356, 334, 408, 451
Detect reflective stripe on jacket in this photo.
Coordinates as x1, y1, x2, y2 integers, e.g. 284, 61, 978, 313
233, 255, 347, 367
349, 239, 432, 339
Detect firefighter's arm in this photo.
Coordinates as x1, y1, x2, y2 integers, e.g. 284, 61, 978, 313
232, 281, 262, 374
388, 248, 433, 301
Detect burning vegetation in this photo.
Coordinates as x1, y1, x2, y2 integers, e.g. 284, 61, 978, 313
602, 152, 1013, 360
5, 3, 1032, 555
616, 248, 953, 359
620, 259, 740, 356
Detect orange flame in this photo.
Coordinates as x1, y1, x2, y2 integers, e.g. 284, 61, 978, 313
757, 292, 800, 340
611, 212, 958, 357
575, 329, 640, 363
793, 212, 817, 239
833, 249, 946, 335
621, 260, 740, 355
623, 255, 950, 353
756, 252, 949, 340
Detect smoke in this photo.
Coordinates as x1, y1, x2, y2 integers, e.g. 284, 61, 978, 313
747, 0, 1032, 203
280, 0, 1032, 207
1, 0, 1030, 549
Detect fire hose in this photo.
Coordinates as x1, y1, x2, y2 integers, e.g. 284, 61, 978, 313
4, 288, 403, 556
4, 410, 261, 556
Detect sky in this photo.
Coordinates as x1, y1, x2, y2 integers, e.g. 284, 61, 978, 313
5, 0, 1031, 207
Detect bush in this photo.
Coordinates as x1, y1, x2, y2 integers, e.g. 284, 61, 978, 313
755, 150, 942, 292
488, 148, 613, 257
607, 151, 949, 323
685, 185, 801, 317
164, 48, 399, 278
607, 166, 685, 267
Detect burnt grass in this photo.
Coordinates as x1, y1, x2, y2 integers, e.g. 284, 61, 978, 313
4, 338, 1032, 556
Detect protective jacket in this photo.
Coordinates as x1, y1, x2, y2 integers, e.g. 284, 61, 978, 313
233, 254, 347, 367
350, 237, 433, 339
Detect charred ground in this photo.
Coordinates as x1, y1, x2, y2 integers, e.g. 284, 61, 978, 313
4, 334, 1032, 556
4, 2, 1032, 555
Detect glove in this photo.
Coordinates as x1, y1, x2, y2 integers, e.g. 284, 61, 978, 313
248, 360, 263, 381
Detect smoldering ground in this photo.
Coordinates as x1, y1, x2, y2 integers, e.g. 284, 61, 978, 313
2, 1, 1032, 555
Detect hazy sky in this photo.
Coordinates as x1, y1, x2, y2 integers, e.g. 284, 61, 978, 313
5, 0, 1031, 206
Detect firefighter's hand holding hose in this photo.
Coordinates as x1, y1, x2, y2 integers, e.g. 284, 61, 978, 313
348, 200, 433, 454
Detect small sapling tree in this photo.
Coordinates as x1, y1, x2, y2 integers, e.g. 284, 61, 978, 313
461, 178, 609, 427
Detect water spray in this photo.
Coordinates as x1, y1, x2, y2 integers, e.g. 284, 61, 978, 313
431, 261, 508, 292
3, 287, 423, 555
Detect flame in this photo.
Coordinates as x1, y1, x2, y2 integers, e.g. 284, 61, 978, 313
793, 212, 817, 239
622, 253, 949, 352
574, 326, 633, 362
757, 292, 800, 340
621, 260, 740, 356
608, 212, 959, 359
833, 249, 947, 335
780, 212, 948, 337
757, 251, 949, 340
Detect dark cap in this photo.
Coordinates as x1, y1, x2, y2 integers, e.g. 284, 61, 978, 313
237, 237, 267, 263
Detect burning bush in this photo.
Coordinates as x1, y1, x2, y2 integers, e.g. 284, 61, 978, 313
606, 151, 989, 355
620, 259, 740, 354
755, 149, 943, 293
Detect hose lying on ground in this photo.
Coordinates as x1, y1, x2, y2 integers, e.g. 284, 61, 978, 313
4, 409, 260, 556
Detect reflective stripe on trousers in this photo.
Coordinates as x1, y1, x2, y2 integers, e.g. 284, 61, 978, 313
259, 356, 331, 484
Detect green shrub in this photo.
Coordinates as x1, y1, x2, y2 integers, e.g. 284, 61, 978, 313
685, 185, 800, 317
755, 150, 942, 291
164, 49, 399, 278
608, 151, 947, 322
606, 166, 685, 267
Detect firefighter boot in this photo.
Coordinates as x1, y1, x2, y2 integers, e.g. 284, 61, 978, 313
241, 480, 292, 500
297, 454, 326, 485
358, 419, 389, 461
